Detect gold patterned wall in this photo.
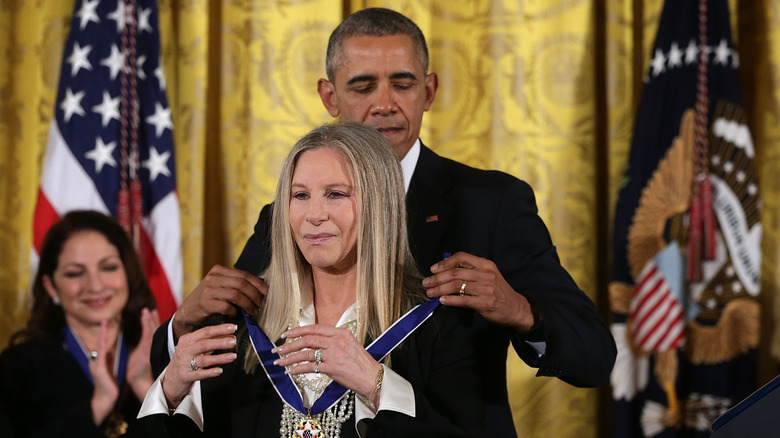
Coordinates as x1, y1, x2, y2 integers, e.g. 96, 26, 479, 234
2, 0, 780, 436
0, 0, 74, 346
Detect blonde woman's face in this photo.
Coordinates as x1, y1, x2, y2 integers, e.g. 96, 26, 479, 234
43, 231, 129, 331
289, 148, 359, 274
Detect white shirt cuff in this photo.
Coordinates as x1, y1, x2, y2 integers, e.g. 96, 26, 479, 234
137, 367, 205, 431
354, 365, 415, 435
166, 313, 176, 359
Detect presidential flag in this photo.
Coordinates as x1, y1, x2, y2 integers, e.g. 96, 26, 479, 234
610, 0, 760, 436
32, 0, 181, 320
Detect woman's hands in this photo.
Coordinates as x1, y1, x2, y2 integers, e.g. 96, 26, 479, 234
272, 324, 382, 402
90, 320, 120, 425
89, 308, 161, 424
161, 323, 238, 408
126, 308, 160, 401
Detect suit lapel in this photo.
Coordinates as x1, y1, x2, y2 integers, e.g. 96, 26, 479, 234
406, 143, 454, 274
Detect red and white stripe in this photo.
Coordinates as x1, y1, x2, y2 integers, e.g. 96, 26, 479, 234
629, 262, 685, 352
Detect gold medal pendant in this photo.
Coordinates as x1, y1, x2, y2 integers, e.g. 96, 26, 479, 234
293, 413, 324, 438
101, 411, 128, 438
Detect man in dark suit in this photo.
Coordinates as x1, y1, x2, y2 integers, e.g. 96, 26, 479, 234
162, 8, 616, 437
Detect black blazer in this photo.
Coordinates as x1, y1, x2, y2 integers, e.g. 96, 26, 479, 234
0, 339, 142, 438
234, 144, 617, 436
139, 306, 484, 437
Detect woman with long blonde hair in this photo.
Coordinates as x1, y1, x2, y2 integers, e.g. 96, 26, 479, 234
137, 123, 483, 437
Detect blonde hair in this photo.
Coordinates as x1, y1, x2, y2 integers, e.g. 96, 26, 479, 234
244, 122, 424, 372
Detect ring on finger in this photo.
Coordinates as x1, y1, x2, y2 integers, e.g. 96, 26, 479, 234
190, 356, 199, 371
314, 348, 322, 364
459, 281, 467, 296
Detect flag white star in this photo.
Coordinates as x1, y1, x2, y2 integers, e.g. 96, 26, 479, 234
76, 0, 100, 30
101, 44, 126, 80
650, 49, 666, 76
92, 91, 121, 127
154, 64, 166, 90
146, 102, 173, 137
60, 87, 86, 122
713, 39, 731, 65
85, 137, 118, 173
138, 7, 153, 34
685, 39, 698, 65
107, 1, 128, 32
702, 44, 713, 59
136, 55, 147, 80
143, 146, 171, 181
67, 42, 93, 76
667, 42, 683, 68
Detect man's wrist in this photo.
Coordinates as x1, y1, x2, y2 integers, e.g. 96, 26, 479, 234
171, 313, 194, 343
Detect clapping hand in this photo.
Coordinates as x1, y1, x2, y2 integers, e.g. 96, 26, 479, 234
89, 320, 120, 425
126, 307, 160, 401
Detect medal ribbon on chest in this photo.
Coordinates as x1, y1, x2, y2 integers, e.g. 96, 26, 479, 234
63, 327, 128, 384
243, 297, 441, 417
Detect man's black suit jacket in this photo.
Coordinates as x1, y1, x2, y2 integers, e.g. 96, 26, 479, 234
235, 144, 617, 435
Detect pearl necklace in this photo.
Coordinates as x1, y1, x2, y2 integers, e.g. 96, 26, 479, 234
279, 392, 354, 438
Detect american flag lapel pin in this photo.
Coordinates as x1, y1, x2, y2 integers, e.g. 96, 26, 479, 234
426, 214, 439, 223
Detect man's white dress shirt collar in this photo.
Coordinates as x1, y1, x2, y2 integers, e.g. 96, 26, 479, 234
399, 139, 421, 194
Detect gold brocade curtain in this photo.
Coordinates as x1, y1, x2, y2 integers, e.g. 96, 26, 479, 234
1, 0, 779, 436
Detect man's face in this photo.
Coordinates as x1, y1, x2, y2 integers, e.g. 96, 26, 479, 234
318, 34, 438, 159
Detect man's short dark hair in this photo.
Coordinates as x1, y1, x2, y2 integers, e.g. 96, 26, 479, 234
325, 8, 430, 81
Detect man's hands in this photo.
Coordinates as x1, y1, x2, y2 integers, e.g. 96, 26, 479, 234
423, 252, 537, 332
172, 265, 267, 341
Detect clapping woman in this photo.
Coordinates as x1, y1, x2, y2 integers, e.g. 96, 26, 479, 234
0, 211, 160, 437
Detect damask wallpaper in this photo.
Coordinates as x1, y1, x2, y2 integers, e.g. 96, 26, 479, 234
1, 0, 778, 436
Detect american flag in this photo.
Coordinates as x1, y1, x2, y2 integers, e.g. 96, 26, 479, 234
32, 0, 181, 320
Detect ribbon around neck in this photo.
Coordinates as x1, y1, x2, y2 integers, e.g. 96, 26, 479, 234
63, 327, 128, 384
243, 297, 440, 415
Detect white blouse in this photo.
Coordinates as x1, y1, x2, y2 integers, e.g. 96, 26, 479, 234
138, 297, 415, 434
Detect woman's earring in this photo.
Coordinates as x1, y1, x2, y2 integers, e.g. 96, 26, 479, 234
52, 297, 61, 306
